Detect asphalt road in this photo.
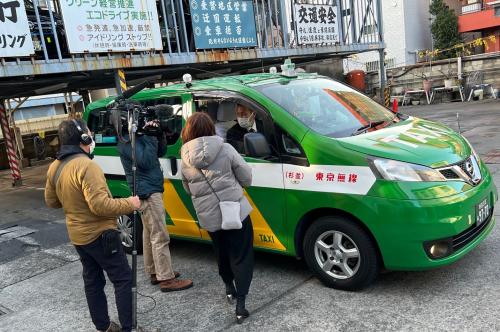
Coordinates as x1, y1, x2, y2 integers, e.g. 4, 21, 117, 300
0, 100, 499, 331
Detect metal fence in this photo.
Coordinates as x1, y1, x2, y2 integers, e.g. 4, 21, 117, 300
365, 57, 394, 73
1, 0, 383, 77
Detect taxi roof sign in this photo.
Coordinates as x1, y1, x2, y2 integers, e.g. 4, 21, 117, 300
280, 59, 297, 78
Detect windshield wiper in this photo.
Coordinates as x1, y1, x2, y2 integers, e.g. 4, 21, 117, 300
351, 120, 386, 136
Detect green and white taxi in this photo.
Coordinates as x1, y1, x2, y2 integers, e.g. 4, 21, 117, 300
84, 65, 497, 290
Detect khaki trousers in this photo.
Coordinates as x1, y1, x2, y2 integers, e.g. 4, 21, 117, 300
140, 193, 174, 280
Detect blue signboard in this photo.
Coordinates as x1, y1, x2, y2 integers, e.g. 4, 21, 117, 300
190, 0, 257, 49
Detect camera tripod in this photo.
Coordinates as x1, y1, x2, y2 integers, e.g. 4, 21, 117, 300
128, 104, 140, 331
108, 81, 151, 331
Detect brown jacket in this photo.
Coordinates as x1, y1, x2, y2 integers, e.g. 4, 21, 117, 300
45, 155, 134, 245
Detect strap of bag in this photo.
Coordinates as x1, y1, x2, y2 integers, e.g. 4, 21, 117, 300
52, 153, 87, 186
197, 168, 221, 202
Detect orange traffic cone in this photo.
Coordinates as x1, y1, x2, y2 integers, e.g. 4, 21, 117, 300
392, 98, 399, 113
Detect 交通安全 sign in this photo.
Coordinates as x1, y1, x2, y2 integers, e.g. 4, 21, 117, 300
294, 3, 340, 46
0, 0, 35, 57
190, 0, 257, 49
59, 0, 162, 53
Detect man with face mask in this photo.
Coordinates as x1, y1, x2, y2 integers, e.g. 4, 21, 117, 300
226, 105, 258, 154
45, 119, 141, 332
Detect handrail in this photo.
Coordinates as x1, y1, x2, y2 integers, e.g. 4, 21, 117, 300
0, 0, 383, 76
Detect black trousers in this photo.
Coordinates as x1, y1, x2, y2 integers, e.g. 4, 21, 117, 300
208, 217, 254, 297
74, 235, 132, 332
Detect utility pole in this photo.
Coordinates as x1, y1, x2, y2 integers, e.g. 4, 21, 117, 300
0, 101, 22, 186
376, 0, 386, 101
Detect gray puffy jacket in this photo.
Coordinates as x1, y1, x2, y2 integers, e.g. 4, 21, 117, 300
180, 135, 253, 232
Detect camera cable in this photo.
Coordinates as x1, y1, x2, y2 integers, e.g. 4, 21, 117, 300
136, 290, 157, 315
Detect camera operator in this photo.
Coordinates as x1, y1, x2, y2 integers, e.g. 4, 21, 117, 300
117, 118, 193, 292
45, 119, 141, 332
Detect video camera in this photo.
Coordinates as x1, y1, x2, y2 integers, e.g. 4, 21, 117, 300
108, 81, 181, 139
119, 103, 176, 136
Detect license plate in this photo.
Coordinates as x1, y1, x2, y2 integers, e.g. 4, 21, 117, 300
476, 198, 490, 226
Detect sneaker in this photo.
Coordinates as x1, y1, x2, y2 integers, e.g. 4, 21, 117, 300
97, 321, 120, 332
150, 272, 180, 285
159, 278, 193, 292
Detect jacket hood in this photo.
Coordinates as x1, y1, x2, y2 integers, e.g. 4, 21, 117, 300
181, 136, 224, 169
56, 145, 92, 160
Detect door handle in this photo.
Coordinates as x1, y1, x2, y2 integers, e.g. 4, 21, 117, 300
169, 157, 178, 176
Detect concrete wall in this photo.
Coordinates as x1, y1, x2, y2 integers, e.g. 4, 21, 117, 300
365, 52, 500, 97
386, 0, 409, 67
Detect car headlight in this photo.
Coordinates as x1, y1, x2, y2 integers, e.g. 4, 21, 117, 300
368, 158, 446, 182
463, 137, 480, 162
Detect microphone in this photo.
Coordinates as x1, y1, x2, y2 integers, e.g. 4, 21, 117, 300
149, 104, 173, 115
116, 80, 150, 102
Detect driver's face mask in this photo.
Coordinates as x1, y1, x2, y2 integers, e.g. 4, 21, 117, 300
237, 116, 254, 129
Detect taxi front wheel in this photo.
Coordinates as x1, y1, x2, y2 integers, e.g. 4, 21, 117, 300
117, 213, 143, 255
303, 216, 379, 291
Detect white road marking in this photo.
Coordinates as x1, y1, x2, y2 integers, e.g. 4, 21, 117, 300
0, 226, 36, 243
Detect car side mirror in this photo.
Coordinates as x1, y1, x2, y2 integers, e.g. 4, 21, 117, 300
244, 132, 271, 158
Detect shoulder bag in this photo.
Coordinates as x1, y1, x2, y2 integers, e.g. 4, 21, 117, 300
198, 169, 242, 230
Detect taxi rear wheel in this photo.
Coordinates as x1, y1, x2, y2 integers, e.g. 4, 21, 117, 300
117, 213, 143, 255
303, 216, 379, 291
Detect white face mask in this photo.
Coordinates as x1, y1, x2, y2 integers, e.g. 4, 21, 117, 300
237, 116, 254, 129
89, 139, 95, 154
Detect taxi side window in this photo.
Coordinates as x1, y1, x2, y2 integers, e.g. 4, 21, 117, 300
193, 98, 234, 141
192, 95, 279, 160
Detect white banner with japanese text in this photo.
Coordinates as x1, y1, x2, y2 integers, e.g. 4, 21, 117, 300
294, 3, 340, 45
59, 0, 162, 53
0, 0, 35, 57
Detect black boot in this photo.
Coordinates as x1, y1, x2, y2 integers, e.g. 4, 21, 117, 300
236, 296, 250, 324
225, 282, 236, 304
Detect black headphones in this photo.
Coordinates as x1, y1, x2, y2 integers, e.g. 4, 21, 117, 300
71, 119, 93, 145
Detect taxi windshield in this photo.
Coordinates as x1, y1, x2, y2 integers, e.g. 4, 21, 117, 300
255, 78, 395, 138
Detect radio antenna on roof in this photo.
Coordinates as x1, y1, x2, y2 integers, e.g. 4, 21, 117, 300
186, 67, 246, 84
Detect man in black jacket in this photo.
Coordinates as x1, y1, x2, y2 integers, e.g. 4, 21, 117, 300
226, 105, 260, 154
118, 124, 193, 292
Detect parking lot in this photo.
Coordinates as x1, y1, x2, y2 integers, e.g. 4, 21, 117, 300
0, 99, 499, 332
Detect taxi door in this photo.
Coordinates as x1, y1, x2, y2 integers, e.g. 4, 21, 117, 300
191, 91, 288, 252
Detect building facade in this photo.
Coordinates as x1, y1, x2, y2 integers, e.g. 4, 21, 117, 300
450, 0, 500, 53
344, 0, 432, 73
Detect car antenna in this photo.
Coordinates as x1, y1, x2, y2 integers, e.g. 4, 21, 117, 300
186, 67, 246, 85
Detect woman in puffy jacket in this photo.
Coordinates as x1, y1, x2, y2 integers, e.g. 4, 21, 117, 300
180, 112, 254, 324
